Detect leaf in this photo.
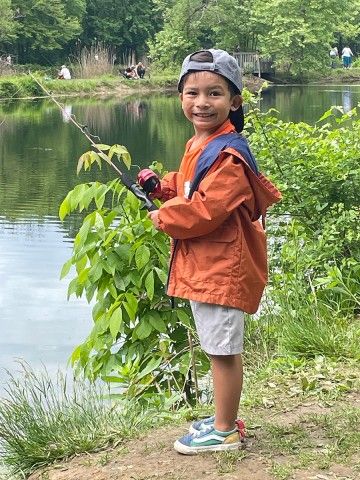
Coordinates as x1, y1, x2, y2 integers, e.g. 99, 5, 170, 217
77, 152, 91, 174
133, 320, 152, 340
148, 312, 167, 333
94, 212, 105, 239
108, 144, 132, 169
76, 255, 88, 274
59, 195, 70, 220
74, 216, 93, 249
154, 267, 167, 284
177, 309, 191, 327
94, 144, 111, 151
60, 258, 72, 279
136, 356, 162, 381
144, 271, 154, 300
109, 307, 123, 339
317, 109, 333, 123
124, 293, 138, 321
135, 244, 151, 270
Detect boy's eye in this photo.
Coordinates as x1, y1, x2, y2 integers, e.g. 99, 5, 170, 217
185, 90, 197, 95
209, 90, 222, 96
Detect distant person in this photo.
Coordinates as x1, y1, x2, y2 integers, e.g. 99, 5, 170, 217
58, 65, 71, 80
135, 62, 146, 79
123, 66, 137, 79
329, 47, 338, 68
6, 55, 12, 65
341, 46, 354, 69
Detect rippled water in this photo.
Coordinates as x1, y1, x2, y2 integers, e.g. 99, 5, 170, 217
0, 85, 359, 390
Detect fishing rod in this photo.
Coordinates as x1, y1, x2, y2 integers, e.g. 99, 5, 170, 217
28, 71, 158, 212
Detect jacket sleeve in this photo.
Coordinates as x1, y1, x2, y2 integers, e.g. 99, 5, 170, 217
159, 171, 178, 201
157, 155, 253, 239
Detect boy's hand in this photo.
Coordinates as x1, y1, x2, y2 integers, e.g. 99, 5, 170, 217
148, 210, 161, 230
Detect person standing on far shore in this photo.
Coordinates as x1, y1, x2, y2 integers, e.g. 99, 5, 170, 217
329, 47, 338, 68
341, 46, 354, 69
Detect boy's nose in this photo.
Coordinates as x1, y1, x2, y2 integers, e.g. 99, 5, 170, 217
195, 94, 210, 108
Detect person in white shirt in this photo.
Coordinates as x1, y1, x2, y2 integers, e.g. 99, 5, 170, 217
329, 47, 338, 68
341, 47, 354, 69
58, 65, 71, 80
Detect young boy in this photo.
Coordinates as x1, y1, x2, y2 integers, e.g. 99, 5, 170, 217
146, 49, 281, 454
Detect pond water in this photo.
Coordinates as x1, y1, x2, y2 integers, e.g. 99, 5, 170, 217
1, 84, 360, 390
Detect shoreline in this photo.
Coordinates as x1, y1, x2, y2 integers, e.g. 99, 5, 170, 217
0, 71, 359, 102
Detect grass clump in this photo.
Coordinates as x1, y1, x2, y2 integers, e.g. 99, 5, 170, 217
0, 362, 174, 477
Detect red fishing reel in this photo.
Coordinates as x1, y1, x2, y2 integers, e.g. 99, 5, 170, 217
137, 169, 162, 199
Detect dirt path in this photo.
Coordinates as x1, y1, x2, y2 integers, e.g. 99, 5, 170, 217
30, 392, 360, 480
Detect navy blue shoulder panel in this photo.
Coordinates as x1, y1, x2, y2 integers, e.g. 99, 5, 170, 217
189, 133, 259, 198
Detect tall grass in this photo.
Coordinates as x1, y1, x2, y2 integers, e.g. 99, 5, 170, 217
73, 43, 116, 79
0, 362, 173, 477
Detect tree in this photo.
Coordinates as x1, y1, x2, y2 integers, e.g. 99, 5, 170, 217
204, 0, 260, 52
148, 0, 215, 67
11, 0, 85, 64
252, 0, 352, 75
82, 0, 159, 63
0, 0, 16, 49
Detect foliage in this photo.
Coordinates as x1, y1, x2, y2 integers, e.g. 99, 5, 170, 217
0, 362, 178, 477
10, 0, 85, 64
1, 0, 360, 77
82, 0, 160, 64
59, 146, 206, 403
245, 102, 360, 362
148, 0, 215, 67
0, 0, 16, 45
252, 0, 353, 75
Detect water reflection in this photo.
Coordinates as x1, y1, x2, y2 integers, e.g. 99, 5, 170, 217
342, 88, 352, 113
261, 84, 360, 123
61, 104, 72, 123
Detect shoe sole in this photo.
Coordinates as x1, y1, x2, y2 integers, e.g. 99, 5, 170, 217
174, 439, 243, 455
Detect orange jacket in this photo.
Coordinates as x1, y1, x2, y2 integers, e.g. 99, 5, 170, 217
157, 147, 281, 314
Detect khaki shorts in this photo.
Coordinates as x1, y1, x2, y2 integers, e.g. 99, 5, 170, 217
190, 301, 245, 355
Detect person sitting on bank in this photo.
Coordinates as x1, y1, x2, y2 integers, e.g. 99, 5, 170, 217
58, 65, 71, 80
123, 65, 138, 79
135, 62, 146, 78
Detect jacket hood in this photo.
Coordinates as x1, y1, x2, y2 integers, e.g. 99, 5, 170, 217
224, 146, 282, 221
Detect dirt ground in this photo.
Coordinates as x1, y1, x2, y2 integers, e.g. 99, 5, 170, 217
29, 391, 360, 480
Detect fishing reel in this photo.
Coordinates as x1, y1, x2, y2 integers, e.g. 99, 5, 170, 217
137, 169, 162, 199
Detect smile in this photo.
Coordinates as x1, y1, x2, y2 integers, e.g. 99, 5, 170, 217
193, 113, 215, 118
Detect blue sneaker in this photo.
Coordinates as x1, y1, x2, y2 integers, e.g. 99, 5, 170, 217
189, 415, 215, 434
174, 422, 244, 455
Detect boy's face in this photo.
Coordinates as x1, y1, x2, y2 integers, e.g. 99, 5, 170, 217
180, 71, 241, 137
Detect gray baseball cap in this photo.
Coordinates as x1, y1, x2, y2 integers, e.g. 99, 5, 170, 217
177, 49, 242, 93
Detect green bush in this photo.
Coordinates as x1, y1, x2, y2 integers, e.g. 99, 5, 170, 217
0, 81, 19, 99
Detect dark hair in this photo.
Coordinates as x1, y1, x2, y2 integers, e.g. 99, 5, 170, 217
179, 50, 244, 132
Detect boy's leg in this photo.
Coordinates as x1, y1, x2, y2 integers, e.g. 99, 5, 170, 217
211, 353, 243, 432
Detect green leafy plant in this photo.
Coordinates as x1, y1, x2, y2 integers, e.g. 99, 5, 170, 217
60, 145, 206, 404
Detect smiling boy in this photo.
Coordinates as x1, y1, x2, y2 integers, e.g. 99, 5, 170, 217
147, 49, 281, 454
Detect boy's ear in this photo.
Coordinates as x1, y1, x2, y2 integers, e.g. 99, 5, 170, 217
230, 95, 242, 111
179, 92, 183, 102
